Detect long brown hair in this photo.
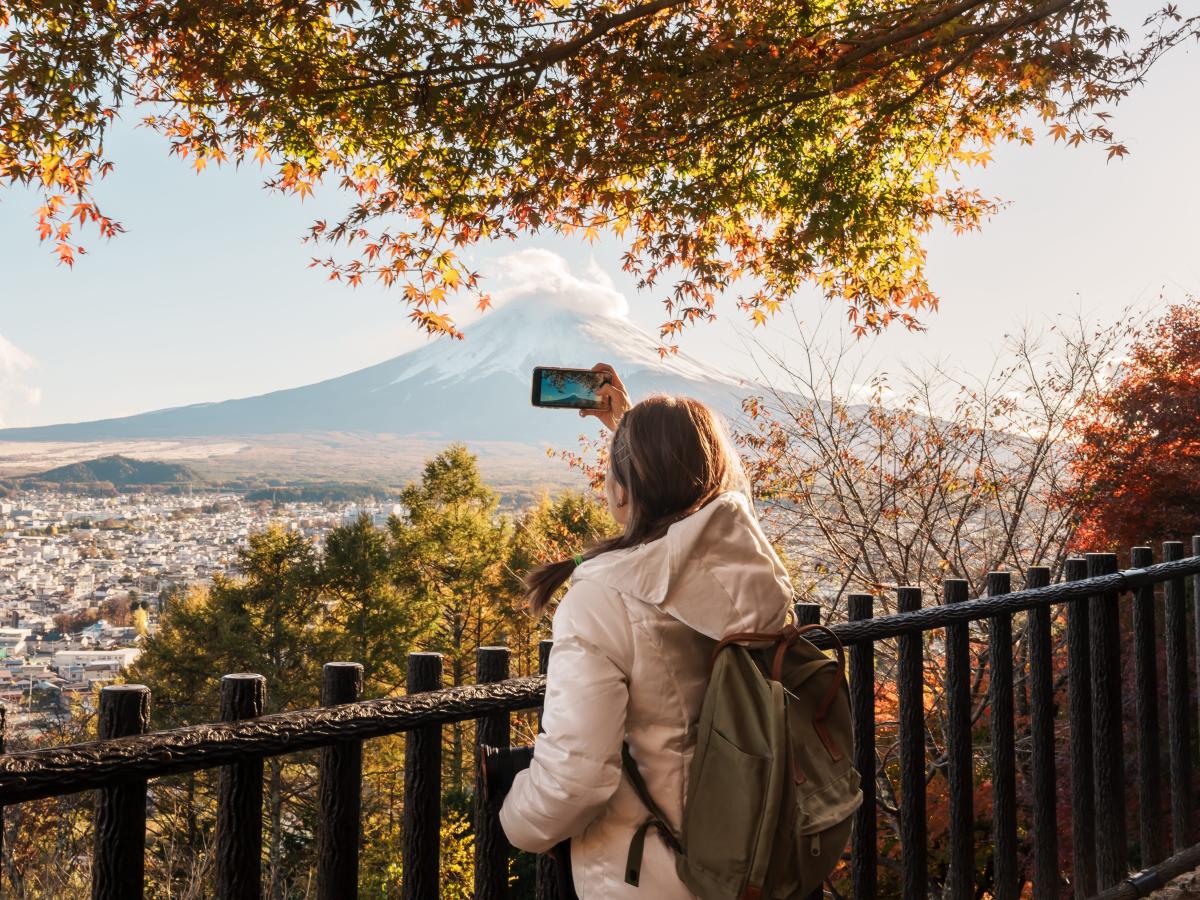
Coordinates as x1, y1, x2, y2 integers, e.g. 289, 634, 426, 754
524, 395, 745, 614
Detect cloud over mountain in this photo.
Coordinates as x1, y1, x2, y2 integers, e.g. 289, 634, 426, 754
487, 248, 629, 319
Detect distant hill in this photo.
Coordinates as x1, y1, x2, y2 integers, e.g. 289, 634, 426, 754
29, 455, 202, 487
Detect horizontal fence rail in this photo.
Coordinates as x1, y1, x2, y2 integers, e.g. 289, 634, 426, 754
3, 550, 1200, 898
0, 676, 546, 805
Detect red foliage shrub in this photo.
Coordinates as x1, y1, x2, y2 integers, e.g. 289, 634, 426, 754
1072, 299, 1200, 551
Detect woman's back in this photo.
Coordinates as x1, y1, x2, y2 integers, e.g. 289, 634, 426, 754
501, 491, 792, 897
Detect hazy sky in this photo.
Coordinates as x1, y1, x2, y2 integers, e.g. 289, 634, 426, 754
1, 23, 1197, 429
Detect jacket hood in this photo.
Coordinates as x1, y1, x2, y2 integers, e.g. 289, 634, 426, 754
572, 491, 792, 639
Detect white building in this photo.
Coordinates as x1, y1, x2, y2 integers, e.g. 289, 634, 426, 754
52, 648, 140, 680
0, 627, 32, 659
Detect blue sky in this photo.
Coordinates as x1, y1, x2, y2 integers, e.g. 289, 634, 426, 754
1, 27, 1198, 429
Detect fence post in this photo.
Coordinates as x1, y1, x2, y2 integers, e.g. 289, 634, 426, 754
1087, 552, 1128, 890
1065, 557, 1096, 898
316, 662, 364, 900
942, 579, 974, 900
1193, 536, 1200, 773
475, 646, 511, 900
1163, 541, 1192, 852
987, 571, 1019, 900
1025, 567, 1060, 896
896, 586, 927, 900
848, 595, 877, 900
535, 640, 562, 900
794, 601, 820, 627
216, 674, 266, 900
1131, 546, 1163, 867
93, 684, 151, 900
403, 653, 443, 900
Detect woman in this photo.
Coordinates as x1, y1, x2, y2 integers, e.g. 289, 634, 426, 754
499, 364, 793, 897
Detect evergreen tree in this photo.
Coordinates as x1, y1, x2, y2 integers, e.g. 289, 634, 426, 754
390, 445, 515, 791
130, 586, 221, 726
319, 513, 435, 697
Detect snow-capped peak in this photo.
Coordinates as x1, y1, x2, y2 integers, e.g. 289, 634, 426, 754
385, 249, 746, 387
389, 291, 742, 387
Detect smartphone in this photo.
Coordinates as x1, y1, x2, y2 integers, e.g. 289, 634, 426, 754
530, 367, 611, 410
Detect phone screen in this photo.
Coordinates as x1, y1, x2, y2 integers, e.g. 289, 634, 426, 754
531, 367, 610, 409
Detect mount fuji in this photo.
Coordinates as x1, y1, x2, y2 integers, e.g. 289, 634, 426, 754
0, 290, 758, 447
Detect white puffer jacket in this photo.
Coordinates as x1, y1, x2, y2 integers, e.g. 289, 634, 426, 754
500, 491, 793, 898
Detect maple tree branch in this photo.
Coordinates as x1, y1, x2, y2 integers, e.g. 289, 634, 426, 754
318, 0, 691, 93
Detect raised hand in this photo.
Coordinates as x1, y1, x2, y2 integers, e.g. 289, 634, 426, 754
580, 362, 631, 431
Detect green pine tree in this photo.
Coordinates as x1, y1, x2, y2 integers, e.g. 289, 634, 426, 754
389, 445, 515, 791
318, 513, 435, 697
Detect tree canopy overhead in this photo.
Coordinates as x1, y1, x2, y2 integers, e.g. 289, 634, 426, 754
2, 0, 1196, 338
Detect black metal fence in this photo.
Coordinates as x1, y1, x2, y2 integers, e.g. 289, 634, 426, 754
4, 544, 1200, 898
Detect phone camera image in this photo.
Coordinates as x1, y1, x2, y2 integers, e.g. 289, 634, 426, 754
532, 367, 610, 410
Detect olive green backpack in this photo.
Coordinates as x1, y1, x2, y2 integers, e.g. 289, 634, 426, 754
622, 623, 862, 900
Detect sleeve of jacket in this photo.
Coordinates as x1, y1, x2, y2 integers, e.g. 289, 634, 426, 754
500, 578, 635, 853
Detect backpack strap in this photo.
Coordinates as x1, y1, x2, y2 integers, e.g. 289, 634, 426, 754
621, 742, 683, 886
625, 818, 682, 887
770, 623, 845, 680
773, 624, 848, 761
710, 628, 786, 672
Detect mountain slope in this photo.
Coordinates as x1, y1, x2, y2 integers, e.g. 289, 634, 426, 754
0, 295, 757, 445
